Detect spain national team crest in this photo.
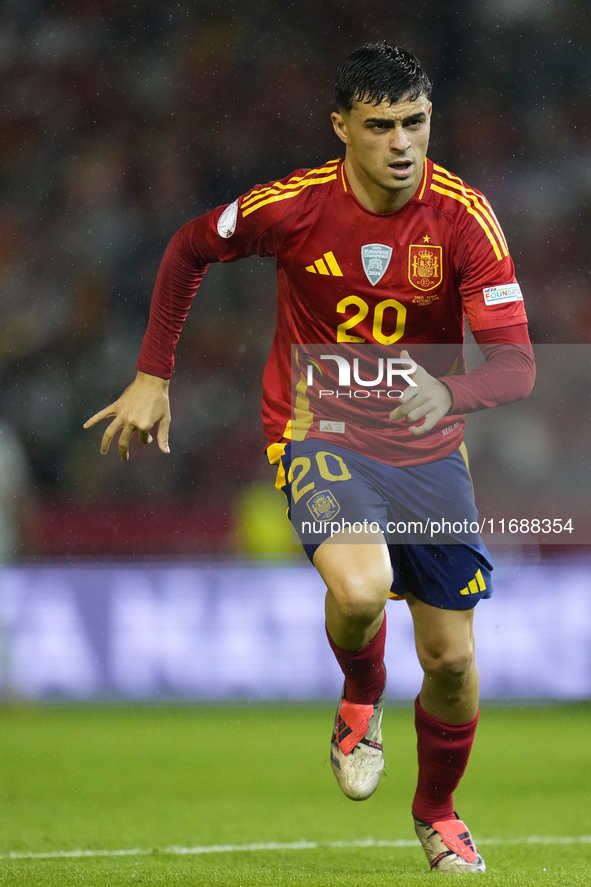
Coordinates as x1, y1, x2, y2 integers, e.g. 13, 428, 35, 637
307, 490, 340, 522
408, 244, 443, 291
361, 244, 392, 286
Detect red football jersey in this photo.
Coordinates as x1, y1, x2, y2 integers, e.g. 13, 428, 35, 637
137, 157, 528, 466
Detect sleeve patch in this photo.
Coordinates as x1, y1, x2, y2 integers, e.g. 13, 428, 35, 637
217, 199, 239, 238
483, 283, 523, 305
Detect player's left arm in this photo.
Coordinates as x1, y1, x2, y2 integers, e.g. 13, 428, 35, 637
440, 191, 535, 417
441, 322, 535, 415
389, 325, 535, 436
390, 191, 536, 435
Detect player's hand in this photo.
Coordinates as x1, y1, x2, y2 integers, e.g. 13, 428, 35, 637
83, 371, 171, 460
388, 350, 452, 436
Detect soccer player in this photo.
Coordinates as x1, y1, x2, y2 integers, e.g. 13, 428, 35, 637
85, 43, 534, 873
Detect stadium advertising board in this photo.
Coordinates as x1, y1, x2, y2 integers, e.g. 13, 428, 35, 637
0, 560, 590, 701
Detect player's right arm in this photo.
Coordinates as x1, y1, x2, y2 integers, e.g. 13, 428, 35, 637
83, 213, 221, 459
84, 167, 304, 458
82, 214, 215, 459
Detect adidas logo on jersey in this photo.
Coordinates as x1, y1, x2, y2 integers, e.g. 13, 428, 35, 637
305, 251, 343, 276
319, 420, 345, 433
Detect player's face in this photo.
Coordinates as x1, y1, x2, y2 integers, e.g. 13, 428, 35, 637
331, 95, 432, 213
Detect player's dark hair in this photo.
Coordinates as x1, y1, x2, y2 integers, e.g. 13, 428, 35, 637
335, 42, 432, 111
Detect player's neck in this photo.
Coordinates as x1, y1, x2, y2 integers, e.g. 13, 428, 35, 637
343, 157, 421, 214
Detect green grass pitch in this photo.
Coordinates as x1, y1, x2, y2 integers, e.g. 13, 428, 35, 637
0, 703, 590, 885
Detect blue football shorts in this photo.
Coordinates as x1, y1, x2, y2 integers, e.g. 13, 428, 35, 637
267, 439, 493, 610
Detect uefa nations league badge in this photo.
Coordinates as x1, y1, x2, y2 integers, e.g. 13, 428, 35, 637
361, 243, 392, 286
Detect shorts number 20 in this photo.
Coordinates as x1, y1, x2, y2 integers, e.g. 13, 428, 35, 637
289, 451, 351, 503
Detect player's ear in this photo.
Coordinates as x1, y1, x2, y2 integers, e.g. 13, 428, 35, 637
331, 111, 349, 145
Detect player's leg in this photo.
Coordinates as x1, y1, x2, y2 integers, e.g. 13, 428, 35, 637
315, 528, 390, 708
317, 525, 390, 651
406, 594, 485, 873
383, 449, 490, 868
267, 440, 392, 800
313, 529, 391, 800
408, 594, 478, 724
269, 437, 392, 697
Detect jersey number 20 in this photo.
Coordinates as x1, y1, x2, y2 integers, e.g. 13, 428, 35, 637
336, 295, 406, 344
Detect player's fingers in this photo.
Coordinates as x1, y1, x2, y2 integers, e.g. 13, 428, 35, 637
389, 401, 415, 421
404, 403, 431, 424
400, 350, 432, 388
117, 425, 135, 461
99, 417, 124, 455
83, 404, 118, 429
389, 390, 421, 421
400, 349, 423, 373
401, 382, 419, 400
408, 410, 440, 436
399, 349, 418, 377
408, 421, 430, 436
157, 415, 171, 454
389, 404, 405, 422
137, 429, 153, 445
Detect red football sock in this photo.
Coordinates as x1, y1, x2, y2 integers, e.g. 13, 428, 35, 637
326, 614, 386, 705
412, 696, 479, 823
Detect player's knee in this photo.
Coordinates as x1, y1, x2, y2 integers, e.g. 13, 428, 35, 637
418, 643, 475, 681
327, 570, 390, 624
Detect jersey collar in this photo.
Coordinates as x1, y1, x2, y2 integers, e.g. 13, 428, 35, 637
339, 157, 432, 214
